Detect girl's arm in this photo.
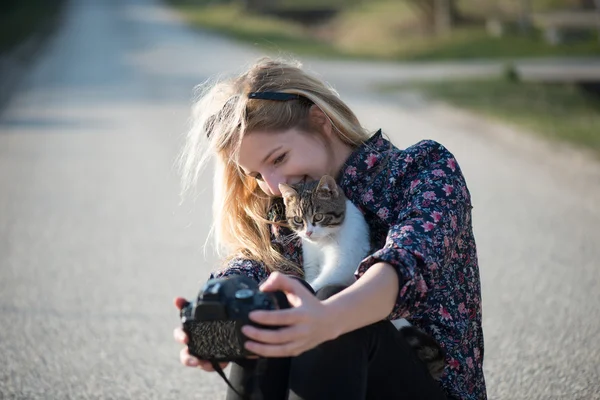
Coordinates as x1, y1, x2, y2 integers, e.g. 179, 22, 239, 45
240, 265, 398, 358
322, 261, 399, 338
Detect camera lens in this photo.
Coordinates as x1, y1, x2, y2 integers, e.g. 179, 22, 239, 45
235, 289, 254, 300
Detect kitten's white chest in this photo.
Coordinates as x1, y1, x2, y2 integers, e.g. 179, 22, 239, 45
302, 200, 370, 291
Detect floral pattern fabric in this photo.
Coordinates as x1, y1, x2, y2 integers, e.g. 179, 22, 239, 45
211, 130, 487, 399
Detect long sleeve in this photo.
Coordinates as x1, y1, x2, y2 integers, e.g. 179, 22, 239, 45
339, 132, 486, 399
353, 140, 473, 320
210, 257, 270, 283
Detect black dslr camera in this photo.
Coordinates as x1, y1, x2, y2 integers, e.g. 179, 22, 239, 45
180, 275, 288, 361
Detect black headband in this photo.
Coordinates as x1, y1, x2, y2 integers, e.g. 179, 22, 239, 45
248, 92, 303, 101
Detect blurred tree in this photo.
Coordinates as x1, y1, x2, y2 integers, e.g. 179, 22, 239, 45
405, 0, 461, 34
243, 0, 273, 12
518, 0, 533, 33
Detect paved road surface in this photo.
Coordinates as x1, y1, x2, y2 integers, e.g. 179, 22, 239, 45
1, 0, 599, 399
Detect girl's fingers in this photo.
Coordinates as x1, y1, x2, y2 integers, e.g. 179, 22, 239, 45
260, 272, 306, 296
248, 307, 302, 326
245, 340, 301, 358
242, 324, 302, 344
173, 327, 188, 344
180, 347, 200, 367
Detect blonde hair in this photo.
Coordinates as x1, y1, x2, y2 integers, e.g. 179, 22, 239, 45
178, 57, 370, 274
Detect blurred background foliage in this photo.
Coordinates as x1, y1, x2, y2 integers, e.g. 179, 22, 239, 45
1, 0, 599, 155
0, 0, 64, 54
168, 0, 600, 60
168, 0, 600, 155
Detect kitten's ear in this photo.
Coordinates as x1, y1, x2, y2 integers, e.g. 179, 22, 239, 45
279, 183, 297, 199
316, 175, 339, 199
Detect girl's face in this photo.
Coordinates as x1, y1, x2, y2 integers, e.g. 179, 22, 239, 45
237, 127, 350, 197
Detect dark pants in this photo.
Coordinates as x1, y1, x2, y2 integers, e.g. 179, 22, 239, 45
226, 283, 448, 400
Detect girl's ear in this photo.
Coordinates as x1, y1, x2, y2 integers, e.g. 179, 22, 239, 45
308, 105, 332, 138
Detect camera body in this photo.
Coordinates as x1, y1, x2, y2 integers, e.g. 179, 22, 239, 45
180, 275, 286, 361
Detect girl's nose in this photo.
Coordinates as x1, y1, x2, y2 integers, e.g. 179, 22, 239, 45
263, 174, 284, 197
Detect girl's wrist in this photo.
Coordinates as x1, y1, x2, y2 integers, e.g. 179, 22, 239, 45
320, 263, 399, 338
322, 296, 353, 340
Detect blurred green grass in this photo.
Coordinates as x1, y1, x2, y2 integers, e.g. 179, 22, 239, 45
167, 0, 600, 60
0, 0, 64, 54
385, 79, 600, 156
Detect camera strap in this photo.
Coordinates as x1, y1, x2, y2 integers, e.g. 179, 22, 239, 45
210, 359, 268, 400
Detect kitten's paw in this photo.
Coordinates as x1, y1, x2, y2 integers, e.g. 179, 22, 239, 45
399, 326, 446, 380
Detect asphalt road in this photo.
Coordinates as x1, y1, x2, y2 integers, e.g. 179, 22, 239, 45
1, 0, 599, 399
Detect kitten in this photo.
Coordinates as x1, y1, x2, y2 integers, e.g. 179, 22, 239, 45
279, 175, 370, 292
279, 175, 446, 380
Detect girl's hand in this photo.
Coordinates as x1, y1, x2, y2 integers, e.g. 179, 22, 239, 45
173, 297, 229, 371
241, 272, 340, 357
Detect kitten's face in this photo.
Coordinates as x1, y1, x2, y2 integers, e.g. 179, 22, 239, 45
279, 175, 346, 242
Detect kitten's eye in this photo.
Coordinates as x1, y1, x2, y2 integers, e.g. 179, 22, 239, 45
313, 213, 324, 222
293, 216, 303, 225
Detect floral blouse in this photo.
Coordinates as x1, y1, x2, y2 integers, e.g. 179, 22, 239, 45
210, 130, 487, 399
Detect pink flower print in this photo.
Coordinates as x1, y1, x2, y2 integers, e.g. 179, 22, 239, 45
423, 191, 437, 200
377, 207, 389, 219
405, 154, 413, 163
447, 158, 456, 172
448, 358, 459, 370
458, 302, 467, 314
474, 348, 481, 360
466, 357, 474, 369
432, 169, 446, 177
410, 179, 421, 191
345, 166, 357, 176
440, 305, 452, 320
399, 285, 408, 298
422, 221, 435, 232
362, 189, 374, 202
365, 154, 378, 168
432, 211, 443, 222
400, 225, 414, 234
417, 279, 428, 295
443, 184, 454, 196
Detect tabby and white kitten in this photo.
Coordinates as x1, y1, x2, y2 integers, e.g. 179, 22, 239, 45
279, 175, 369, 292
279, 175, 446, 380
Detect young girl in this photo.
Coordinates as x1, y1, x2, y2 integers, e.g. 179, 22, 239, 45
173, 58, 487, 400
